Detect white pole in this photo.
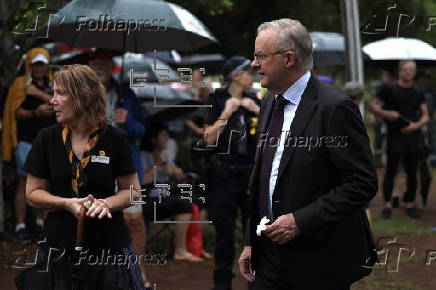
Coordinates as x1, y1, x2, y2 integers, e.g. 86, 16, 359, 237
341, 0, 365, 114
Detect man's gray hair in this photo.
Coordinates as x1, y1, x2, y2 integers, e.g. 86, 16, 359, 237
257, 18, 313, 70
343, 81, 364, 100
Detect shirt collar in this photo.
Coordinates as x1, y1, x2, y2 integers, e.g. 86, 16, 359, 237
279, 70, 311, 106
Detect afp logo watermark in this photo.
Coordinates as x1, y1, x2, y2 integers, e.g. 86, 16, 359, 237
362, 236, 436, 272
361, 1, 415, 37
12, 2, 65, 39
361, 1, 436, 36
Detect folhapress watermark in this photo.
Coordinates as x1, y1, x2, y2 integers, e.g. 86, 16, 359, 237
257, 131, 348, 151
10, 239, 168, 272
75, 15, 166, 35
75, 249, 167, 268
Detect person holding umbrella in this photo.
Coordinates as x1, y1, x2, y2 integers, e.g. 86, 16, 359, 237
368, 60, 429, 219
15, 65, 145, 290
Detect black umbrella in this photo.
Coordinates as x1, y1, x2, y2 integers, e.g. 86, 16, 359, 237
310, 32, 346, 66
179, 54, 226, 75
310, 31, 369, 67
132, 85, 192, 100
51, 50, 89, 65
113, 53, 180, 83
43, 0, 218, 53
142, 99, 204, 122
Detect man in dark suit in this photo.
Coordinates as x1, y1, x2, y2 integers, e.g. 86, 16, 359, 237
238, 18, 378, 290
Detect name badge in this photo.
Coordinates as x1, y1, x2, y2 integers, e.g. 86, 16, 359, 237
91, 155, 110, 164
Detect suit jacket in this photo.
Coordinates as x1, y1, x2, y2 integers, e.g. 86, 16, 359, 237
247, 76, 378, 288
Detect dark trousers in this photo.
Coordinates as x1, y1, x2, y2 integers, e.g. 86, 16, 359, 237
252, 236, 286, 290
252, 236, 350, 290
208, 170, 251, 287
383, 132, 421, 203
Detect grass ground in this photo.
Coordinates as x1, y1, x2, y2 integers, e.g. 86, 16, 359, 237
1, 169, 435, 289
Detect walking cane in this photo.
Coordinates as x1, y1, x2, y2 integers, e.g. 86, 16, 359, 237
72, 203, 90, 290
75, 200, 92, 250
75, 205, 86, 251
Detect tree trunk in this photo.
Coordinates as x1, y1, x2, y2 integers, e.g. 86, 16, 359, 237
0, 0, 22, 88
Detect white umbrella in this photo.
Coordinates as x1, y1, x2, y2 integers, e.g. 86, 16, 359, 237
363, 37, 436, 61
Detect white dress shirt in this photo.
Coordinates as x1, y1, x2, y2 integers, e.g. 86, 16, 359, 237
268, 71, 311, 217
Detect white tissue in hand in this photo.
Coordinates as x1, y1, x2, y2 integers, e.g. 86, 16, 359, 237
83, 200, 92, 209
256, 216, 270, 236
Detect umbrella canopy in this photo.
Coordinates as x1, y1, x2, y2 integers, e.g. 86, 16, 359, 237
113, 53, 180, 83
142, 99, 202, 122
44, 0, 217, 53
309, 32, 346, 66
311, 32, 344, 51
179, 53, 226, 75
51, 49, 89, 65
143, 50, 182, 64
143, 52, 226, 75
363, 37, 436, 61
131, 85, 192, 100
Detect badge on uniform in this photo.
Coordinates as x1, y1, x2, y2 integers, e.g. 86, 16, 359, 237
91, 150, 110, 164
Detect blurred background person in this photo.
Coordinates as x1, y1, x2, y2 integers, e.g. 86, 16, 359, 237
415, 71, 435, 207
88, 49, 150, 288
185, 68, 214, 137
372, 70, 393, 168
344, 81, 372, 223
184, 68, 214, 101
1, 48, 55, 242
368, 60, 429, 219
203, 56, 259, 290
140, 122, 203, 262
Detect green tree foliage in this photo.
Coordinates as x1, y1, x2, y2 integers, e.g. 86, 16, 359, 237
174, 0, 435, 58
1, 0, 69, 87
2, 0, 435, 88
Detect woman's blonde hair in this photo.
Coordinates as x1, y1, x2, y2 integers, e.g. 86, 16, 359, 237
54, 65, 107, 130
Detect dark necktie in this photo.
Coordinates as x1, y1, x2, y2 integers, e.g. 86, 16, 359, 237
258, 95, 289, 219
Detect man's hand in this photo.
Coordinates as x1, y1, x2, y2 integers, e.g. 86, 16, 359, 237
114, 108, 128, 124
223, 97, 241, 116
401, 122, 420, 134
238, 246, 255, 282
263, 213, 301, 244
35, 103, 54, 117
384, 110, 400, 121
240, 98, 259, 114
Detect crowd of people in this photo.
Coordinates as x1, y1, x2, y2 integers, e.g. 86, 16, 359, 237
0, 18, 435, 290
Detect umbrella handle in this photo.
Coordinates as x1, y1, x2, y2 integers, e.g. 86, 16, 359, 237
75, 206, 86, 251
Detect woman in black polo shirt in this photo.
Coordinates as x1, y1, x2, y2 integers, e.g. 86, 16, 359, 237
15, 65, 145, 290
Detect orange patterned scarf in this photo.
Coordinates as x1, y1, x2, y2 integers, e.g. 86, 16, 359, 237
62, 126, 103, 197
